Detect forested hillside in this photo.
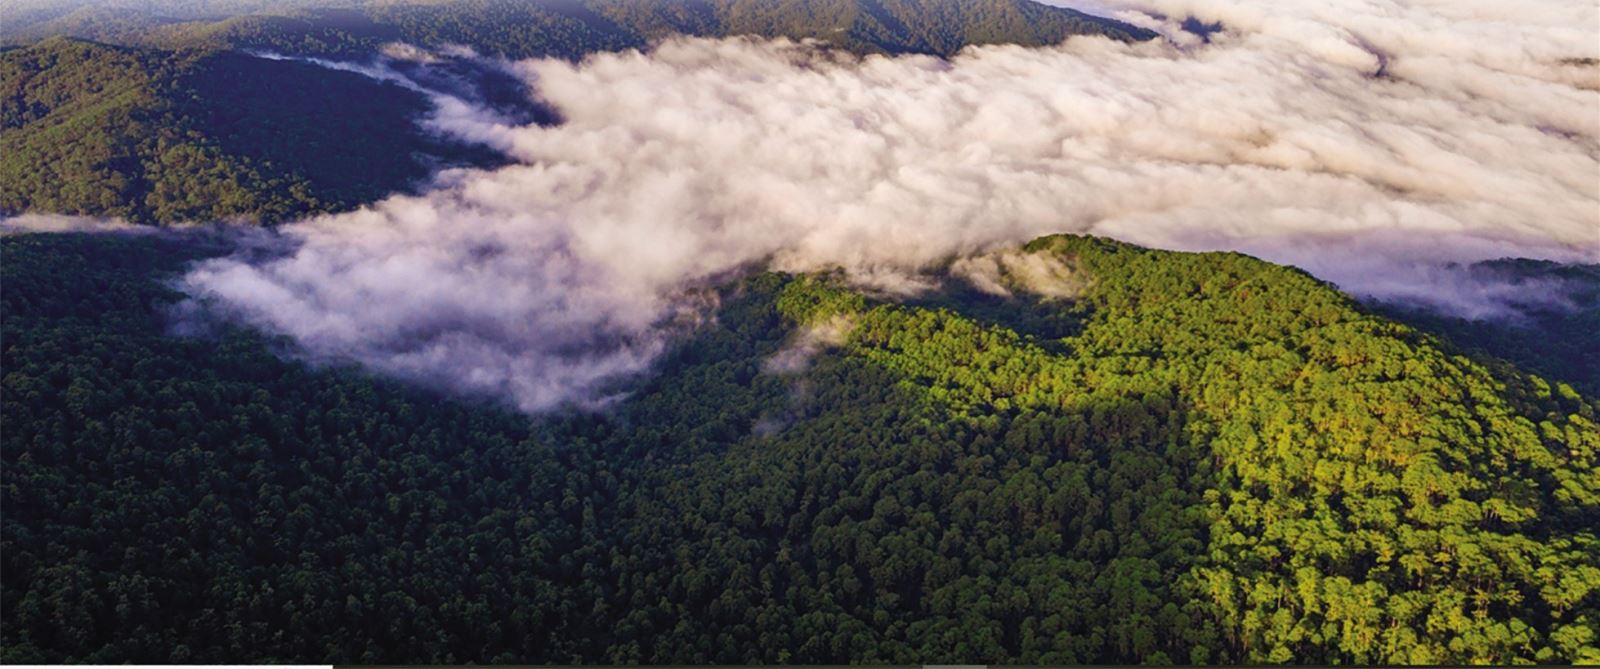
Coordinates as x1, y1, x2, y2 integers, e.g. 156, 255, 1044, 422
2, 0, 1157, 61
0, 38, 502, 224
4, 232, 1595, 663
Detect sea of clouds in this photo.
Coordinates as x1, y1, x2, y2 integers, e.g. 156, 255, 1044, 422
158, 0, 1600, 411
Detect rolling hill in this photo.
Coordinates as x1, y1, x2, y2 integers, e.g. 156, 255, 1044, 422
3, 231, 1595, 663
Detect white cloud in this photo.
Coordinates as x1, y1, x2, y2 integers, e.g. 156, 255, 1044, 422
1, 213, 149, 235
182, 0, 1600, 411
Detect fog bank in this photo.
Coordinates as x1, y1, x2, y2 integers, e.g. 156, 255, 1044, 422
181, 0, 1600, 411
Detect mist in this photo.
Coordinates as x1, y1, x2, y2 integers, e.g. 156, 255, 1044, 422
179, 0, 1599, 411
1, 213, 150, 236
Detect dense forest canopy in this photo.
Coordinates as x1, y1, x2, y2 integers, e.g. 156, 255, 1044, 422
3, 232, 1596, 663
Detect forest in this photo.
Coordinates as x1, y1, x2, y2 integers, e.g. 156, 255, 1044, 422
3, 231, 1596, 664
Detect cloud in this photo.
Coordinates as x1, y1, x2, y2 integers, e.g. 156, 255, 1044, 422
764, 315, 856, 376
182, 1, 1600, 411
248, 47, 538, 145
951, 250, 1091, 300
1, 213, 150, 236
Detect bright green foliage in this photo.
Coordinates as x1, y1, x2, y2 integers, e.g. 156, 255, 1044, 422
2, 233, 1596, 663
1009, 237, 1600, 664
0, 38, 499, 224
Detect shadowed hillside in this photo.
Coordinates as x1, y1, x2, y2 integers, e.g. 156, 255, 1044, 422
0, 37, 502, 224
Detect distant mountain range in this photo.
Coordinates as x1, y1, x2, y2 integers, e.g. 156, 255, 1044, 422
2, 0, 1157, 60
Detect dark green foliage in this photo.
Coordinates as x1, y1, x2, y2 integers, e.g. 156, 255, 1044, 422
0, 233, 605, 662
1, 38, 183, 222
0, 38, 500, 225
3, 233, 1597, 663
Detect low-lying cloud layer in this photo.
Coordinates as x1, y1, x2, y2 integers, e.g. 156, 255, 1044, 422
182, 0, 1600, 411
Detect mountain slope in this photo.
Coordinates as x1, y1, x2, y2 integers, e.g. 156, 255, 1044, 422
0, 38, 500, 224
3, 232, 1596, 663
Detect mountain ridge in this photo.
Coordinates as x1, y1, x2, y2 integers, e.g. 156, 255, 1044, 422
1, 0, 1158, 59
2, 231, 1596, 663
